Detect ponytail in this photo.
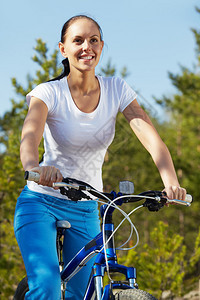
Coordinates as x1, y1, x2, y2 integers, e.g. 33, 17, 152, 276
48, 58, 70, 82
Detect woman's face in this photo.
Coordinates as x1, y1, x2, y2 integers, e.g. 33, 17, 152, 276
59, 18, 104, 74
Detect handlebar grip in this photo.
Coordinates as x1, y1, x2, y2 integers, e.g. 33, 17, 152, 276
24, 171, 40, 182
185, 194, 192, 203
167, 194, 193, 206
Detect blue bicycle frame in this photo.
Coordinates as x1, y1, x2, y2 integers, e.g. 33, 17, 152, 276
60, 202, 137, 299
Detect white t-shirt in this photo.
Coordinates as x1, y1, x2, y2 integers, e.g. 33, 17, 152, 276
26, 76, 137, 199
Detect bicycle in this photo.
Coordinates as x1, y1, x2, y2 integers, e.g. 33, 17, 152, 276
13, 171, 192, 300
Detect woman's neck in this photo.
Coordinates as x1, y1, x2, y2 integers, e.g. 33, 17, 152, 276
66, 69, 101, 113
67, 70, 98, 95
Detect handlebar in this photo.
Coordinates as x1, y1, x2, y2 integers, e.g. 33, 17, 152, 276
24, 171, 193, 207
24, 171, 40, 182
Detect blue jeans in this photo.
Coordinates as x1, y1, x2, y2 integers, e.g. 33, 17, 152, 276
14, 186, 100, 300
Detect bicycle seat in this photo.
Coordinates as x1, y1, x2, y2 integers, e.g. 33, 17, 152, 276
56, 220, 71, 229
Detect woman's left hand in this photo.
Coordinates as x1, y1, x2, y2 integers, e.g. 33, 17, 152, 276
163, 186, 187, 201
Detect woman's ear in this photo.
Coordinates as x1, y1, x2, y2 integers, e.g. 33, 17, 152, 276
59, 42, 67, 58
101, 40, 104, 51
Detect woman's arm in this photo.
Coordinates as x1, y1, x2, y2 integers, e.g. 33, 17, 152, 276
20, 97, 62, 186
123, 99, 186, 200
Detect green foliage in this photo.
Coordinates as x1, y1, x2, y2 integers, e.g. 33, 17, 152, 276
120, 221, 187, 299
1, 9, 200, 297
0, 129, 25, 298
186, 227, 200, 289
100, 59, 116, 77
155, 9, 200, 202
0, 39, 62, 298
100, 59, 129, 78
154, 10, 200, 261
190, 227, 200, 269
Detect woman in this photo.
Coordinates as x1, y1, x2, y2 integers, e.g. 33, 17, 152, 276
14, 15, 186, 299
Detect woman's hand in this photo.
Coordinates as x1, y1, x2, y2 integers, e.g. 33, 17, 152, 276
29, 166, 63, 189
163, 186, 187, 201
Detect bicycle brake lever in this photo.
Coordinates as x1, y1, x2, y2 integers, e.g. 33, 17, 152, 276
59, 187, 91, 201
143, 199, 164, 212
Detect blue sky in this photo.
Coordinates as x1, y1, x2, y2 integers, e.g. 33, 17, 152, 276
1, 0, 199, 118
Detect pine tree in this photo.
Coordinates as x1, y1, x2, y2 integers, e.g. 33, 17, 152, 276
0, 39, 62, 298
155, 7, 200, 261
120, 221, 187, 299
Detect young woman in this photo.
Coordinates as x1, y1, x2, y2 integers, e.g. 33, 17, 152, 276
14, 15, 186, 299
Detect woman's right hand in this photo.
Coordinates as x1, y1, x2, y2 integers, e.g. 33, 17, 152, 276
28, 166, 63, 188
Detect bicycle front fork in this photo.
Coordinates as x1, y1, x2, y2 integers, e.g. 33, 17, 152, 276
93, 263, 138, 300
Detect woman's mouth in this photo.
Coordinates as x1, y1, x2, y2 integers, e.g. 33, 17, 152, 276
79, 55, 94, 61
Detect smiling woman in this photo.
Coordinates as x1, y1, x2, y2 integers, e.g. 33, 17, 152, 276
57, 17, 104, 113
50, 15, 104, 81
61, 23, 103, 67
14, 13, 187, 300
50, 15, 104, 113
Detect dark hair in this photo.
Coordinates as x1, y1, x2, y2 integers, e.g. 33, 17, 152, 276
49, 15, 103, 82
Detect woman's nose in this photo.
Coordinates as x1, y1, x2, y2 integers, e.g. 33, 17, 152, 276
82, 39, 91, 51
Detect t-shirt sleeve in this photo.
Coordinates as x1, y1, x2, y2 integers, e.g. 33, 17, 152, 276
117, 78, 137, 112
26, 82, 55, 113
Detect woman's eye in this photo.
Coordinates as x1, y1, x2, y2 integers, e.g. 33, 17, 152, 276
74, 38, 83, 44
91, 38, 98, 43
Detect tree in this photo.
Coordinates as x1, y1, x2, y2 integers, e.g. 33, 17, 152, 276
0, 39, 62, 298
1, 12, 200, 296
155, 7, 200, 261
156, 7, 200, 197
120, 221, 187, 299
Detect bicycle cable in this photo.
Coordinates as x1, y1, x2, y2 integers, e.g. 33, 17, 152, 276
93, 193, 139, 282
107, 194, 160, 250
102, 197, 140, 281
93, 193, 161, 283
89, 191, 136, 282
99, 194, 159, 251
93, 197, 136, 251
